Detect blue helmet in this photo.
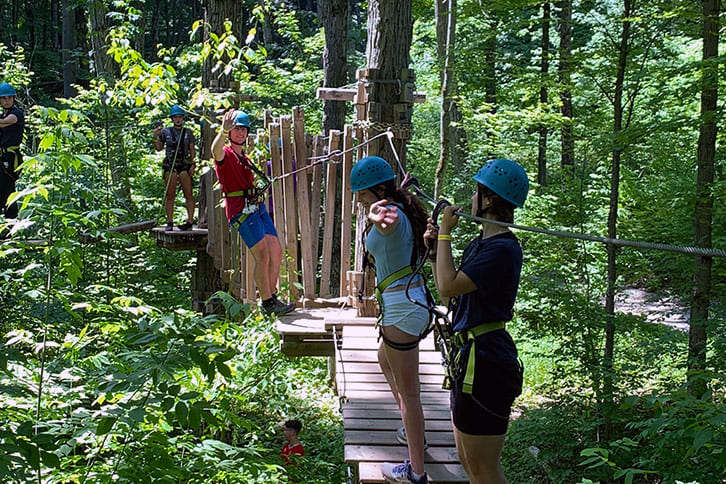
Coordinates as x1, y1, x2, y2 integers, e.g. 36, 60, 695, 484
169, 105, 185, 117
473, 158, 529, 207
350, 156, 396, 192
233, 112, 251, 130
0, 83, 16, 97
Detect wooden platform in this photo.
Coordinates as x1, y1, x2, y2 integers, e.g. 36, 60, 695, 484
150, 226, 208, 251
329, 320, 467, 484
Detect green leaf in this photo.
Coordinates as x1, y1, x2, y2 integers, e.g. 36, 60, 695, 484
96, 417, 115, 435
216, 361, 232, 379
175, 401, 189, 427
129, 406, 145, 423
693, 429, 712, 450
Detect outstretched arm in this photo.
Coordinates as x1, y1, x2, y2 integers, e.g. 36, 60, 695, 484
211, 111, 235, 162
367, 199, 400, 235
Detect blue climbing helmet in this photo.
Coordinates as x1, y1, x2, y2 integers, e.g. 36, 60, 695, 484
0, 82, 16, 97
233, 112, 251, 130
169, 105, 185, 117
350, 156, 396, 192
473, 158, 529, 207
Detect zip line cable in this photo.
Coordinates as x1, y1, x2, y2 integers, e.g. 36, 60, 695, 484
380, 131, 726, 259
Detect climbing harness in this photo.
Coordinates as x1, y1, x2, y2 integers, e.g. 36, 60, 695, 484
0, 145, 21, 180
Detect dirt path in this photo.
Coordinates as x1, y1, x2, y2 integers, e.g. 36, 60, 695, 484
615, 286, 690, 331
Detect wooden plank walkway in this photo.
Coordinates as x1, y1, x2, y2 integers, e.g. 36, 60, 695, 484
330, 321, 468, 483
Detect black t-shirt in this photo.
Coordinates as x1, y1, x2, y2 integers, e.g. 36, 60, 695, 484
0, 107, 24, 148
451, 232, 522, 332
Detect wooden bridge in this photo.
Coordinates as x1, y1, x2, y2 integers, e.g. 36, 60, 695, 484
276, 308, 468, 483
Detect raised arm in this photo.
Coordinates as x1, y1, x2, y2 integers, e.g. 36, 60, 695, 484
211, 111, 235, 162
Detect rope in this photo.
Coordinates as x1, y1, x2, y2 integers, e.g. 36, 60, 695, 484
268, 130, 395, 182
381, 134, 726, 259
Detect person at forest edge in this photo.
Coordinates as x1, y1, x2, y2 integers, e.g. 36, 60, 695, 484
350, 156, 430, 484
281, 419, 305, 465
153, 105, 196, 231
211, 110, 295, 316
424, 159, 528, 484
0, 82, 24, 221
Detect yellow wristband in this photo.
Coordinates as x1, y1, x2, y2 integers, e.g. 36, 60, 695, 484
222, 129, 230, 135
438, 234, 452, 241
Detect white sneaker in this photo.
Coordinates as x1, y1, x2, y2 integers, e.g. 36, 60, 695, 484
381, 461, 428, 484
396, 426, 429, 450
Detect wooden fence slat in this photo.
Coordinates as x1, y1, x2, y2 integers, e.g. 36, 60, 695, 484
319, 130, 341, 298
311, 135, 324, 271
340, 125, 354, 296
280, 116, 299, 301
268, 122, 287, 278
246, 247, 255, 302
293, 107, 315, 299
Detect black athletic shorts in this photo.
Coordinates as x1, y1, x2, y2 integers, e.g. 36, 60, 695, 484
162, 157, 193, 176
450, 329, 523, 435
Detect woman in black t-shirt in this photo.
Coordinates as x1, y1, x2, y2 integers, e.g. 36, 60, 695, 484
425, 159, 529, 484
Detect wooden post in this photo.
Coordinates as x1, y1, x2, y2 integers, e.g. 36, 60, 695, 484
230, 228, 241, 297
269, 122, 287, 273
213, 185, 224, 270
280, 116, 299, 301
293, 107, 316, 299
319, 130, 341, 298
339, 125, 354, 296
311, 135, 325, 271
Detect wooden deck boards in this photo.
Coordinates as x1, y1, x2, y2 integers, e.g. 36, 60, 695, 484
331, 321, 467, 483
275, 308, 466, 483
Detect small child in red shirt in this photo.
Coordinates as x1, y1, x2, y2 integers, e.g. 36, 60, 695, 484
281, 419, 305, 465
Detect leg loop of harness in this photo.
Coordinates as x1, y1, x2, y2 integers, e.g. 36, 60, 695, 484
379, 325, 420, 351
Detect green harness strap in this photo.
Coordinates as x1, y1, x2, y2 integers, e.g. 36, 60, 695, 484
223, 188, 258, 198
374, 265, 414, 306
454, 321, 505, 394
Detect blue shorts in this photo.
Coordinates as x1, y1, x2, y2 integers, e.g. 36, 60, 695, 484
231, 203, 278, 248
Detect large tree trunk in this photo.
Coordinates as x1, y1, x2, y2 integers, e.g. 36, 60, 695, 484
202, 0, 243, 89
538, 2, 551, 186
61, 0, 77, 97
365, 0, 413, 167
557, 0, 574, 169
321, 0, 348, 134
604, 0, 633, 419
688, 0, 719, 399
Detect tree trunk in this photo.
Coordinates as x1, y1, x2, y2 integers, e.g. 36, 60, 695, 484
365, 0, 413, 168
321, 0, 348, 134
604, 0, 633, 414
61, 0, 77, 97
538, 2, 551, 186
557, 0, 574, 169
434, 0, 466, 200
88, 0, 117, 79
203, 0, 243, 89
688, 0, 719, 399
484, 16, 498, 158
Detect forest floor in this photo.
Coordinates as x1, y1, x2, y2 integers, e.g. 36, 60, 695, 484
615, 285, 689, 331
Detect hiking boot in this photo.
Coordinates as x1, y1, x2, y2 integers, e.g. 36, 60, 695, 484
165, 221, 174, 231
381, 461, 428, 484
178, 221, 194, 231
261, 297, 296, 315
396, 426, 429, 450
